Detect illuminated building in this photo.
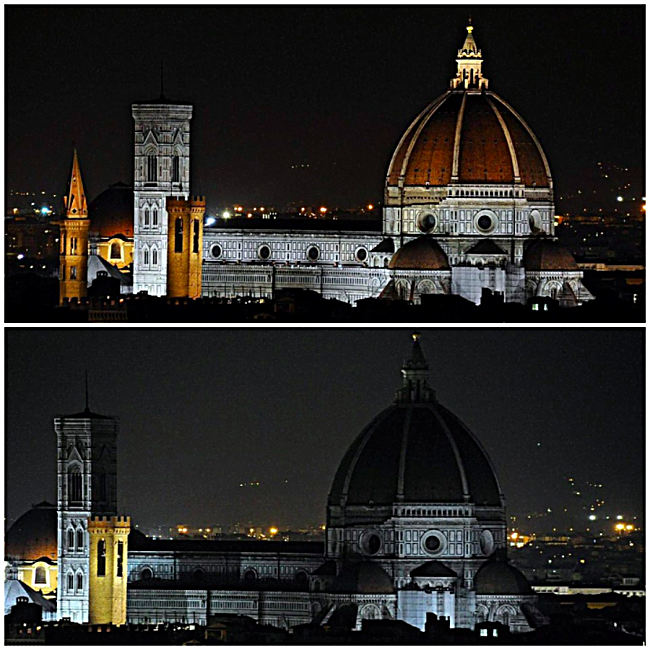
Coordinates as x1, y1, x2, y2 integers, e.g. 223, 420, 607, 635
55, 150, 90, 304
6, 334, 550, 633
200, 22, 593, 306
131, 97, 193, 296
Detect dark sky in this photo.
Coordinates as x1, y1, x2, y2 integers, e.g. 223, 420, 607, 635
5, 328, 644, 534
5, 5, 645, 213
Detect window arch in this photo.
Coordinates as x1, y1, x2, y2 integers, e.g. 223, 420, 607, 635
34, 566, 47, 585
76, 572, 84, 592
69, 467, 82, 502
67, 572, 74, 592
146, 153, 157, 182
67, 528, 75, 550
143, 247, 149, 266
97, 539, 106, 576
140, 567, 153, 581
109, 242, 121, 260
143, 207, 150, 226
152, 207, 158, 226
172, 154, 180, 182
175, 218, 183, 253
152, 247, 158, 266
76, 528, 84, 551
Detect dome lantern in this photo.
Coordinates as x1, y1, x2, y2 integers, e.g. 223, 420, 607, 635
450, 20, 489, 91
395, 332, 436, 404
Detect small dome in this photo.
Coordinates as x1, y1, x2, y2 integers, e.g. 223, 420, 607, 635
523, 239, 579, 271
389, 237, 450, 270
411, 560, 458, 578
331, 561, 394, 594
474, 556, 531, 595
5, 502, 57, 561
89, 182, 134, 239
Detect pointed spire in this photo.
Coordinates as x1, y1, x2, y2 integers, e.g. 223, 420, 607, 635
450, 21, 489, 91
64, 149, 88, 218
395, 332, 436, 404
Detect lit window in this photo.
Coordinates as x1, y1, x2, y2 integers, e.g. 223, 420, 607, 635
70, 266, 77, 280
480, 629, 487, 637
34, 567, 47, 584
110, 242, 121, 259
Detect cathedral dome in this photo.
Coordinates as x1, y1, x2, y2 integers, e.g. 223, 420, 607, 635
328, 336, 503, 509
523, 239, 579, 271
5, 502, 57, 561
386, 26, 551, 191
388, 237, 450, 270
89, 182, 134, 238
474, 555, 531, 595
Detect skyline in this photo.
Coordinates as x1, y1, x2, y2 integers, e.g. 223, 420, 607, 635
6, 5, 645, 215
5, 328, 644, 534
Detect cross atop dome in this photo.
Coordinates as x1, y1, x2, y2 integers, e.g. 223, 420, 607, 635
395, 332, 436, 404
450, 21, 489, 91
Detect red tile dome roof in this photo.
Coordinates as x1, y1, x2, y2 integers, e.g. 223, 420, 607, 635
88, 182, 134, 239
388, 237, 450, 271
387, 91, 551, 189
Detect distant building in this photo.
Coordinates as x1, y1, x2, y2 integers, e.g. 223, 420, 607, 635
6, 335, 548, 633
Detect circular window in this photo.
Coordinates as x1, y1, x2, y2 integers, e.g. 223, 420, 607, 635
306, 245, 320, 262
258, 245, 271, 261
293, 570, 308, 585
479, 529, 494, 556
422, 531, 445, 555
361, 530, 382, 556
477, 215, 492, 231
418, 212, 437, 233
355, 247, 368, 263
211, 244, 222, 259
529, 210, 542, 234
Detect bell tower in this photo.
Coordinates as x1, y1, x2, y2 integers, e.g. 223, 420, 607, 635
132, 96, 193, 296
57, 149, 90, 305
55, 385, 119, 624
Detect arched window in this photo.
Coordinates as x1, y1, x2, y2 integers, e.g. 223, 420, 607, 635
152, 208, 158, 226
97, 539, 106, 576
67, 572, 74, 591
175, 218, 183, 253
69, 468, 82, 502
152, 248, 158, 266
116, 541, 124, 577
76, 528, 84, 551
67, 529, 75, 550
143, 247, 149, 265
193, 219, 200, 253
172, 155, 180, 182
34, 566, 47, 585
110, 242, 121, 259
76, 572, 84, 591
144, 207, 150, 226
140, 567, 153, 580
147, 155, 157, 182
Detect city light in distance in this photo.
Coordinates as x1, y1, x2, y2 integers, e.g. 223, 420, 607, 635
222, 211, 231, 219
589, 515, 596, 521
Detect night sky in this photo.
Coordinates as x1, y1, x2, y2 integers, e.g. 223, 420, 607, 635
6, 5, 645, 214
5, 328, 644, 534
